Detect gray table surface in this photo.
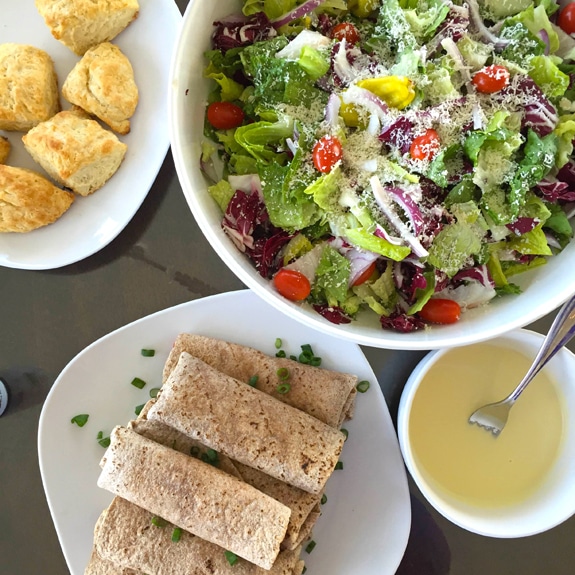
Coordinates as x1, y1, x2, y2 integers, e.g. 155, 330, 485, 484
2, 2, 575, 574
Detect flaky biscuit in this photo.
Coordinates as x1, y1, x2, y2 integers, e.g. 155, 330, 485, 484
0, 165, 74, 233
22, 109, 127, 197
62, 42, 138, 135
0, 137, 10, 164
35, 0, 139, 56
0, 43, 60, 132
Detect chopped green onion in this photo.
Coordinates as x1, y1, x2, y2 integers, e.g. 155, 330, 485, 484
290, 355, 297, 361
302, 567, 307, 574
356, 380, 370, 393
340, 428, 349, 441
201, 449, 219, 466
151, 516, 167, 528
321, 493, 327, 505
299, 344, 321, 366
131, 377, 146, 389
190, 446, 200, 457
305, 540, 316, 554
171, 527, 182, 542
141, 349, 155, 357
224, 551, 238, 566
97, 431, 103, 439
310, 357, 322, 367
98, 434, 111, 448
276, 383, 291, 394
248, 375, 258, 387
275, 338, 282, 349
135, 403, 145, 415
335, 461, 344, 470
71, 414, 89, 427
275, 350, 286, 358
149, 387, 161, 398
276, 367, 289, 380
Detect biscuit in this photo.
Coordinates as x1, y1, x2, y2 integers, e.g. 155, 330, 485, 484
0, 137, 10, 164
0, 43, 60, 132
0, 165, 74, 233
35, 0, 140, 56
62, 42, 138, 135
22, 110, 128, 196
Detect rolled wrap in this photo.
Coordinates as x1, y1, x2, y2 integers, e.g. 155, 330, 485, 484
162, 334, 357, 427
93, 497, 305, 575
148, 352, 345, 495
97, 426, 291, 570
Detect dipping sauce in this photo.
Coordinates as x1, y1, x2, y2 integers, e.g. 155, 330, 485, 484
409, 343, 565, 508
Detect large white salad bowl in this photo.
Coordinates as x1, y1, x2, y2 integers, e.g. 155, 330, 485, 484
169, 0, 575, 350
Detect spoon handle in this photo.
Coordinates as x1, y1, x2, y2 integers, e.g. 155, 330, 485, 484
509, 295, 575, 403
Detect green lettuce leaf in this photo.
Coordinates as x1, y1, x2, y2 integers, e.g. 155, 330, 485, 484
554, 114, 575, 168
234, 117, 293, 163
312, 245, 351, 306
242, 0, 295, 18
344, 228, 411, 260
528, 55, 570, 98
208, 180, 235, 213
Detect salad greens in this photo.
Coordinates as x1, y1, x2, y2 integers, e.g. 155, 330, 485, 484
202, 0, 575, 332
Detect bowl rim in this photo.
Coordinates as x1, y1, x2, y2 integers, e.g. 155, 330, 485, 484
397, 328, 575, 537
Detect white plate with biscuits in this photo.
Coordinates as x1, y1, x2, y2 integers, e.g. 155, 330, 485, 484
0, 0, 181, 269
38, 290, 412, 574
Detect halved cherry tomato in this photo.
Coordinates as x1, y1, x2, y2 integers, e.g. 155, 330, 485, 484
558, 3, 575, 35
471, 65, 510, 94
206, 101, 245, 130
312, 135, 343, 173
273, 269, 311, 301
329, 22, 360, 44
352, 261, 377, 286
418, 299, 461, 324
410, 129, 441, 161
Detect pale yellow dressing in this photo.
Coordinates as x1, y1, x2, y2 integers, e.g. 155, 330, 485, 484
409, 344, 565, 508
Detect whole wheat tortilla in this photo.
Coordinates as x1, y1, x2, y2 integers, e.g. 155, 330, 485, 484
93, 497, 305, 575
97, 426, 291, 570
85, 548, 141, 575
131, 404, 321, 550
162, 333, 357, 427
148, 352, 345, 495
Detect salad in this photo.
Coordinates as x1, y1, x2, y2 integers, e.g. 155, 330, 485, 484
201, 0, 575, 332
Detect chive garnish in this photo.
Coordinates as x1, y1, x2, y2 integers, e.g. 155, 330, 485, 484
248, 375, 258, 387
201, 449, 219, 466
302, 567, 307, 574
335, 461, 344, 470
131, 377, 146, 389
299, 344, 321, 366
171, 527, 182, 542
275, 350, 286, 358
276, 367, 289, 380
71, 414, 89, 427
341, 428, 349, 441
135, 403, 145, 415
149, 387, 161, 398
275, 338, 282, 349
290, 355, 297, 361
276, 383, 291, 394
224, 551, 238, 566
356, 380, 370, 393
97, 433, 111, 448
151, 516, 167, 527
305, 540, 316, 554
321, 493, 327, 505
141, 349, 155, 357
190, 446, 201, 457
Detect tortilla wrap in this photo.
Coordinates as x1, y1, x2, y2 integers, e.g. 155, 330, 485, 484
131, 405, 321, 550
148, 352, 345, 495
85, 548, 141, 575
163, 333, 357, 427
93, 497, 305, 575
97, 426, 291, 570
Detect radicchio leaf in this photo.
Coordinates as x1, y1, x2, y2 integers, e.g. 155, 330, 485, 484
212, 12, 277, 52
380, 310, 425, 332
312, 304, 353, 324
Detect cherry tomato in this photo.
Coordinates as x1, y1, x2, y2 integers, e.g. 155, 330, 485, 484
206, 101, 245, 130
352, 261, 377, 286
410, 129, 441, 161
329, 22, 360, 44
418, 299, 461, 324
558, 3, 575, 35
471, 65, 510, 94
312, 135, 343, 173
273, 268, 311, 301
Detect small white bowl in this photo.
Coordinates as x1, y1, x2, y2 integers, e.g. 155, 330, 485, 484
397, 329, 575, 537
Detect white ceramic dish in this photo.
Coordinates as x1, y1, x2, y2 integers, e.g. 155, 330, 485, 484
0, 0, 181, 270
397, 329, 575, 538
38, 290, 411, 574
169, 0, 575, 351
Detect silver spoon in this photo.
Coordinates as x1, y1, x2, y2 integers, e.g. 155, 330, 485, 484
468, 294, 575, 437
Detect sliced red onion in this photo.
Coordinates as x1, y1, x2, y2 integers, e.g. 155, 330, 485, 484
370, 176, 429, 257
545, 231, 562, 250
341, 85, 390, 125
453, 265, 495, 288
440, 37, 472, 85
271, 0, 328, 28
375, 224, 404, 245
435, 281, 496, 309
286, 137, 298, 156
275, 29, 330, 59
467, 0, 510, 50
332, 39, 357, 85
324, 93, 341, 128
538, 29, 550, 55
346, 248, 380, 286
385, 186, 425, 234
472, 100, 484, 130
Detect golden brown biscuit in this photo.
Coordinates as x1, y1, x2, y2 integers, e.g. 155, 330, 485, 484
35, 0, 140, 56
0, 136, 10, 164
0, 43, 60, 132
62, 42, 138, 135
22, 109, 128, 196
0, 165, 74, 233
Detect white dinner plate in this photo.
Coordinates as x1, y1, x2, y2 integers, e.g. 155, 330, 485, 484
38, 290, 411, 575
0, 0, 181, 270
